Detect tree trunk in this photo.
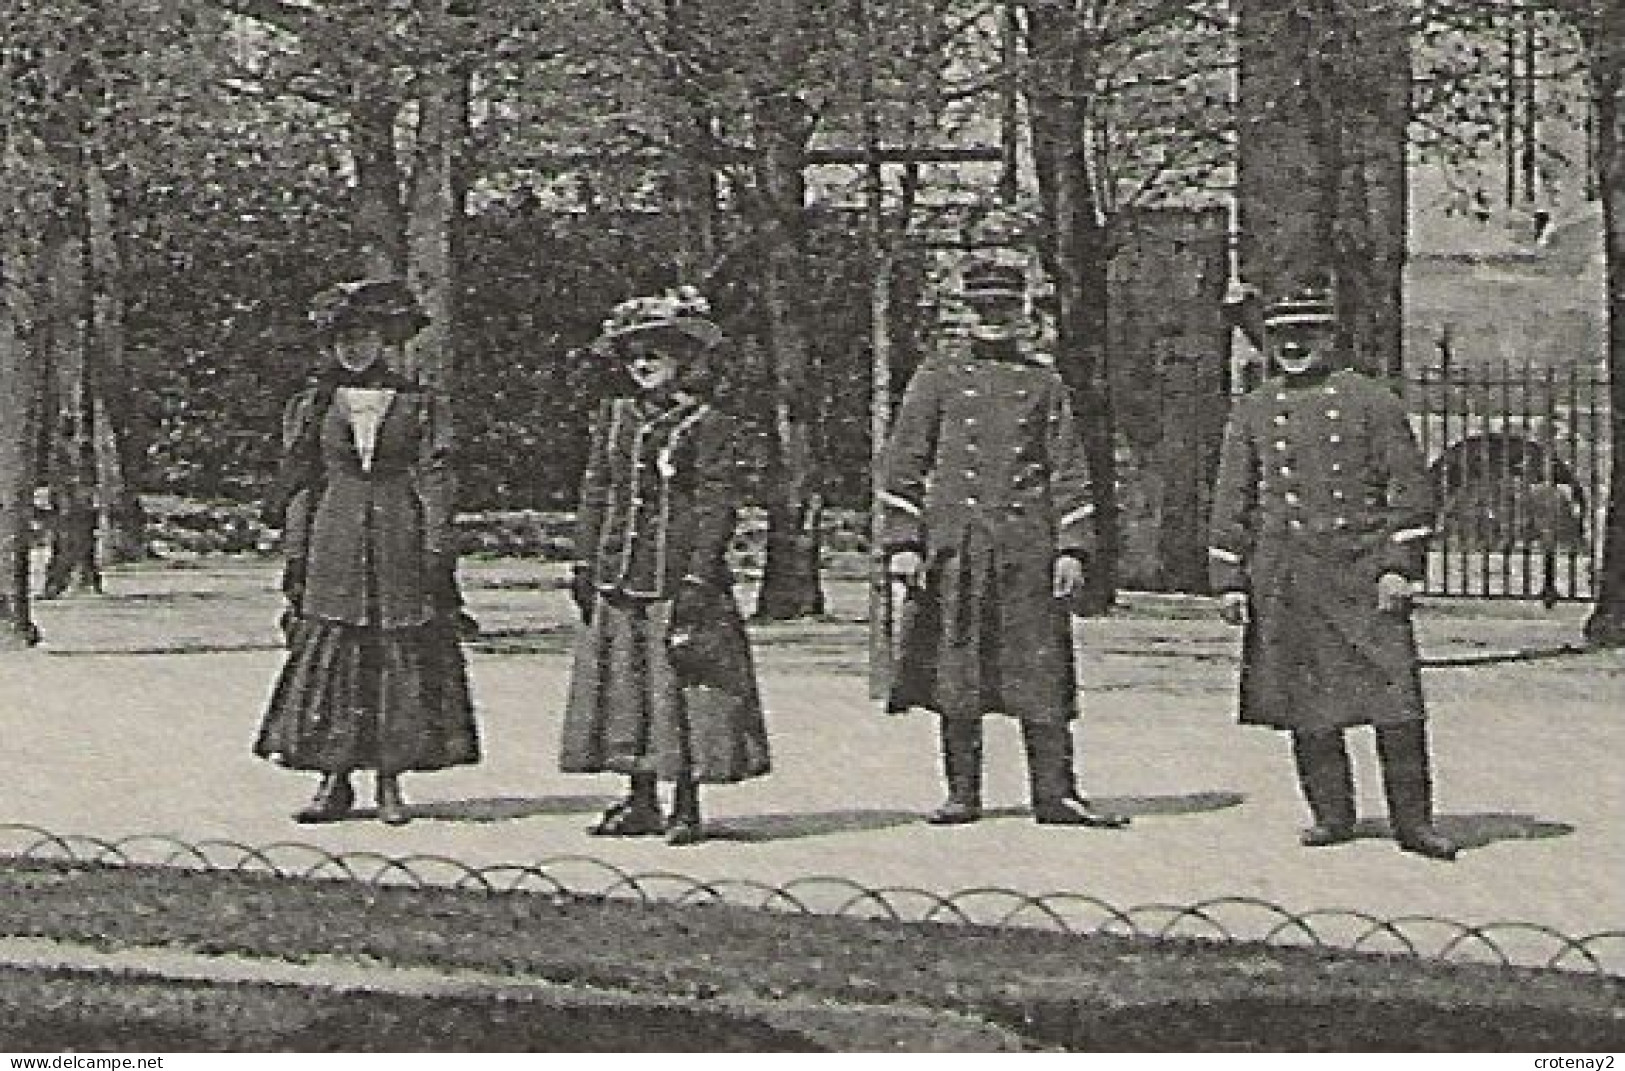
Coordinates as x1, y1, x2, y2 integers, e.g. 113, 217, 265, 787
1237, 0, 1409, 376
85, 146, 145, 565
859, 26, 895, 695
866, 246, 895, 696
1582, 1, 1625, 645
750, 91, 826, 621
405, 58, 469, 393
0, 231, 45, 648
351, 86, 409, 278
671, 107, 720, 278
1025, 5, 1120, 613
664, 0, 718, 278
40, 175, 101, 600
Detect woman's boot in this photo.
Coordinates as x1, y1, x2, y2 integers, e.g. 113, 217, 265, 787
293, 772, 354, 824
591, 772, 663, 836
666, 778, 703, 846
375, 773, 410, 826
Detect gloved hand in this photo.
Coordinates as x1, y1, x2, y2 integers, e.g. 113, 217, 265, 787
888, 549, 925, 589
1052, 555, 1086, 599
426, 551, 461, 611
670, 574, 710, 631
422, 552, 480, 639
278, 606, 300, 648
281, 559, 306, 604
1376, 571, 1416, 613
1218, 590, 1250, 626
570, 565, 596, 624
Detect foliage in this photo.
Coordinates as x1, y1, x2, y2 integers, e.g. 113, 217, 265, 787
1411, 0, 1593, 214
121, 191, 905, 508
1025, 0, 1235, 219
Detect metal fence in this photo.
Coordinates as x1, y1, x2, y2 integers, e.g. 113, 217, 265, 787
1, 825, 1620, 976
1407, 364, 1611, 603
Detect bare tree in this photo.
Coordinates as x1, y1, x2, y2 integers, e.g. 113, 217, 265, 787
1564, 0, 1625, 644
1235, 0, 1410, 376
1018, 0, 1232, 608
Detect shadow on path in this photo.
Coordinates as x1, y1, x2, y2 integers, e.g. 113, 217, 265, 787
1094, 790, 1247, 817
1348, 812, 1574, 851
707, 809, 923, 843
1438, 811, 1575, 849
409, 796, 617, 823
706, 792, 1246, 842
1422, 645, 1596, 668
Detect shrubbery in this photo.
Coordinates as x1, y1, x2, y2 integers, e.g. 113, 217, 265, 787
127, 203, 923, 514
133, 497, 872, 564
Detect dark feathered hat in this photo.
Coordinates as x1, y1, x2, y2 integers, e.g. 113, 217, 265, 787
308, 278, 430, 337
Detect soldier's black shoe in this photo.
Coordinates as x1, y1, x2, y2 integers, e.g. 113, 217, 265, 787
926, 799, 982, 825
1396, 826, 1459, 861
1300, 823, 1355, 848
1033, 797, 1129, 828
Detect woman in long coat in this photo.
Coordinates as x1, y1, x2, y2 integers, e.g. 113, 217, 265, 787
255, 278, 479, 825
560, 287, 770, 845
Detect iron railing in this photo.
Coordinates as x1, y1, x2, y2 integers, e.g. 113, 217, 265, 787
1407, 363, 1610, 603
1, 825, 1619, 977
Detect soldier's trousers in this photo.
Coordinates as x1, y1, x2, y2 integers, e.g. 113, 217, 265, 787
939, 716, 1078, 807
1290, 722, 1438, 836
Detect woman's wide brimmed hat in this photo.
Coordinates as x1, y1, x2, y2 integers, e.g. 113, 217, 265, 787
308, 278, 431, 337
593, 286, 723, 354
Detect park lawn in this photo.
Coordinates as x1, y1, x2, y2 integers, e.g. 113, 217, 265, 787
0, 860, 1621, 1051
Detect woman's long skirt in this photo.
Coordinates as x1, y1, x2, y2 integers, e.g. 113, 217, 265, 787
255, 617, 480, 774
559, 593, 770, 784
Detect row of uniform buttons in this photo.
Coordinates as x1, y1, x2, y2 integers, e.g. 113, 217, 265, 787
1271, 381, 1354, 531
954, 372, 1041, 508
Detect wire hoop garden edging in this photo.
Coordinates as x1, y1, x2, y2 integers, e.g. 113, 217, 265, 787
2, 824, 1619, 977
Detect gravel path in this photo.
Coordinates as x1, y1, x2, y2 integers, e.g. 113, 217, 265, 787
3, 559, 1620, 970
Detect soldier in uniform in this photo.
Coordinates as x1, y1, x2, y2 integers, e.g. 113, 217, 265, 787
880, 257, 1128, 829
1209, 287, 1458, 860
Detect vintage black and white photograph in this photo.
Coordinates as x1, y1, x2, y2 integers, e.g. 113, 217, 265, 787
0, 0, 1621, 1055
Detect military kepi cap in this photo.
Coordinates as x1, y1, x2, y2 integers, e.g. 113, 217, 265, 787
960, 260, 1027, 300
1263, 286, 1337, 329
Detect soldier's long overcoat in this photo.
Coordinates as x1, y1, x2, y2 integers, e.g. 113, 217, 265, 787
880, 339, 1097, 723
1208, 369, 1436, 732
